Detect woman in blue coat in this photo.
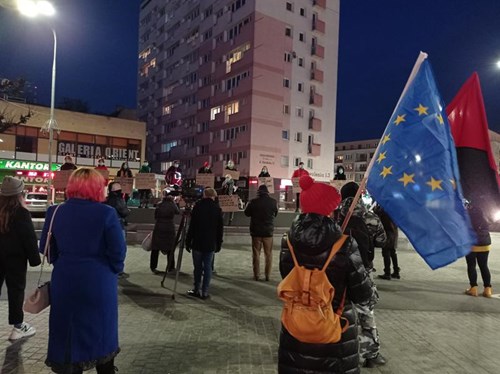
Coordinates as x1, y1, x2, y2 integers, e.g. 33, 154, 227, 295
39, 168, 127, 374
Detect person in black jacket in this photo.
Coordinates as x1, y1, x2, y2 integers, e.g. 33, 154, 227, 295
105, 182, 130, 236
258, 166, 271, 177
198, 161, 212, 174
244, 185, 278, 281
186, 188, 223, 299
151, 191, 180, 274
0, 177, 41, 341
373, 204, 400, 280
60, 155, 77, 171
279, 175, 373, 373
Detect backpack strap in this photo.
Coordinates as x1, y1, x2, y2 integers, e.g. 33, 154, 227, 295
321, 234, 348, 272
286, 236, 300, 268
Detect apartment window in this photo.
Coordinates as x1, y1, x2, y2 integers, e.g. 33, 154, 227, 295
210, 106, 221, 120
298, 57, 304, 67
307, 159, 313, 169
286, 2, 293, 11
283, 78, 290, 88
15, 135, 37, 153
294, 157, 302, 167
295, 132, 303, 142
298, 82, 304, 92
284, 52, 292, 62
282, 130, 289, 140
283, 104, 290, 114
285, 26, 292, 37
281, 156, 289, 167
296, 107, 303, 117
300, 8, 306, 16
299, 32, 305, 42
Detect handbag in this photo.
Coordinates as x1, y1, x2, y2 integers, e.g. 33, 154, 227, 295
142, 231, 153, 252
24, 204, 62, 314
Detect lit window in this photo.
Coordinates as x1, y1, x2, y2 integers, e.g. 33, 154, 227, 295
210, 106, 221, 120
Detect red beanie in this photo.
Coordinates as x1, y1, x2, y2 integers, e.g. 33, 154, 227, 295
299, 175, 341, 216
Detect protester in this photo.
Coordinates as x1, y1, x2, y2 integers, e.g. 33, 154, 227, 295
198, 161, 212, 174
117, 162, 133, 203
225, 160, 237, 171
186, 188, 223, 299
94, 158, 109, 185
244, 185, 278, 281
337, 181, 387, 368
60, 155, 77, 171
279, 175, 373, 373
165, 160, 182, 186
151, 190, 180, 274
222, 174, 235, 195
374, 204, 400, 280
258, 166, 271, 177
291, 162, 309, 212
334, 165, 347, 180
465, 203, 493, 297
105, 182, 130, 239
0, 177, 40, 341
138, 160, 152, 208
39, 168, 127, 374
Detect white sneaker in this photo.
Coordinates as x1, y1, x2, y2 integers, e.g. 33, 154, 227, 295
9, 322, 36, 341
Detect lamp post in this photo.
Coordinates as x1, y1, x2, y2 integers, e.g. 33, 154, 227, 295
17, 0, 57, 205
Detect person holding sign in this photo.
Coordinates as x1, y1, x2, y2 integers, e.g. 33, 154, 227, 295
258, 166, 270, 177
198, 161, 212, 174
60, 156, 77, 171
244, 185, 278, 281
95, 158, 109, 186
165, 160, 182, 187
291, 162, 309, 212
225, 160, 237, 172
138, 161, 152, 209
117, 162, 133, 203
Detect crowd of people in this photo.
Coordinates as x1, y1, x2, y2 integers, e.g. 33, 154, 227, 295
0, 162, 495, 373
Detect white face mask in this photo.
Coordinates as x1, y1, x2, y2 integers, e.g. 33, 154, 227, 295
174, 164, 179, 168
299, 165, 304, 169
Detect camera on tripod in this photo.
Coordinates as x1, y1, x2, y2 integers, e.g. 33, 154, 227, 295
165, 179, 204, 207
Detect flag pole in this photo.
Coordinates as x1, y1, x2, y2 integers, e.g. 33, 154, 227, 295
341, 52, 428, 234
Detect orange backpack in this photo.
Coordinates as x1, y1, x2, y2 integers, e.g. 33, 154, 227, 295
277, 234, 349, 344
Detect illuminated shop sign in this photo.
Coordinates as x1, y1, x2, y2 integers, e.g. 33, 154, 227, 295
0, 160, 61, 171
57, 142, 140, 160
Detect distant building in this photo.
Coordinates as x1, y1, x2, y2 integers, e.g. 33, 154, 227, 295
138, 0, 339, 180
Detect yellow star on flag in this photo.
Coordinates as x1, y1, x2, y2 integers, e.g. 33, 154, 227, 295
450, 179, 456, 189
380, 166, 393, 178
414, 103, 429, 116
376, 151, 387, 164
398, 173, 415, 187
426, 177, 443, 191
381, 134, 391, 145
437, 113, 444, 125
394, 114, 406, 125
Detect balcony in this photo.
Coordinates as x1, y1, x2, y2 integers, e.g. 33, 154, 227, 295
310, 67, 324, 82
309, 92, 323, 107
308, 117, 322, 131
308, 143, 321, 156
312, 0, 326, 9
311, 44, 325, 58
312, 18, 326, 34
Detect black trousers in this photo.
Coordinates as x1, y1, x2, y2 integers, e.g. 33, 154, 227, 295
70, 358, 115, 374
0, 260, 27, 325
381, 247, 399, 275
150, 249, 175, 272
295, 193, 301, 211
466, 251, 491, 287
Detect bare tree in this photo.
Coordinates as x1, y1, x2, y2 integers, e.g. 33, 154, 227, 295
0, 106, 33, 133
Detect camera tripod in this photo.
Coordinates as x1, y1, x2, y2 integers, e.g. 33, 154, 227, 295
161, 204, 192, 300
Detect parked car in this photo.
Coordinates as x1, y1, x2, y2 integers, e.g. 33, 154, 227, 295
25, 192, 48, 214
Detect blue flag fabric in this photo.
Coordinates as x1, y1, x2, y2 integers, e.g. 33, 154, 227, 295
367, 59, 476, 270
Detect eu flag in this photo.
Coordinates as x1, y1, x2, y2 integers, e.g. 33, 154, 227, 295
367, 54, 476, 270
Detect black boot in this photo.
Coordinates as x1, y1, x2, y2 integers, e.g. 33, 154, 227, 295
391, 267, 401, 279
378, 273, 391, 280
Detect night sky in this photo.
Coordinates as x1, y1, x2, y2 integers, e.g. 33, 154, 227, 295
1, 0, 499, 142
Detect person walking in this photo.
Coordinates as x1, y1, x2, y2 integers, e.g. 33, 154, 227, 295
0, 177, 40, 341
244, 185, 278, 281
138, 161, 152, 208
464, 204, 493, 297
186, 188, 223, 299
291, 162, 309, 212
39, 168, 127, 374
374, 204, 400, 280
279, 175, 374, 373
151, 190, 180, 274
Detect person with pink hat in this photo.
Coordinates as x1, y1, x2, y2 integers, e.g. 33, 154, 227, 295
278, 175, 373, 373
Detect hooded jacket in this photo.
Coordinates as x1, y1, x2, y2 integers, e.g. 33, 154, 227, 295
279, 214, 373, 374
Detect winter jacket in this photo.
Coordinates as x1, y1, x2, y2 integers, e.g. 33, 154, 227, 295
152, 198, 180, 253
279, 213, 373, 374
337, 198, 386, 269
468, 205, 491, 251
60, 162, 77, 171
373, 206, 398, 250
117, 169, 133, 178
105, 192, 130, 229
258, 171, 271, 177
0, 206, 41, 271
244, 192, 278, 237
186, 198, 223, 253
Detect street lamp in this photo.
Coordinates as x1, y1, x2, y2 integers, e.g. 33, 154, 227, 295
17, 0, 57, 205
496, 60, 500, 69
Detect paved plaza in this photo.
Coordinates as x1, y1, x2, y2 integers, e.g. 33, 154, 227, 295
1, 231, 500, 374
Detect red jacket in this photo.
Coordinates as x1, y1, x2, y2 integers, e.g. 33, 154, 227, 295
291, 168, 309, 179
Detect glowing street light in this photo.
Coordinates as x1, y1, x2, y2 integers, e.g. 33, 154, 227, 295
17, 0, 57, 205
496, 60, 500, 69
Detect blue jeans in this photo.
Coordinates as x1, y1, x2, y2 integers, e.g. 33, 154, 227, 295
192, 250, 214, 295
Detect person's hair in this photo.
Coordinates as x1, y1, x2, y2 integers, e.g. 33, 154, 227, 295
107, 181, 122, 193
203, 188, 217, 198
65, 156, 73, 162
0, 195, 22, 234
66, 168, 105, 202
299, 162, 304, 165
120, 162, 128, 169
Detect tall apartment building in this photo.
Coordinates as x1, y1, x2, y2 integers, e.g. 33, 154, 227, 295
334, 139, 378, 182
137, 0, 339, 180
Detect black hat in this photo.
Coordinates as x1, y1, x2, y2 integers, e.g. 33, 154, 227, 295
258, 185, 269, 194
340, 181, 359, 199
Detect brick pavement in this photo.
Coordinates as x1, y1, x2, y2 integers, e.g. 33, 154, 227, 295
1, 232, 500, 373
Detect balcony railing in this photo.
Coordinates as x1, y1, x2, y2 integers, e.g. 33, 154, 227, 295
308, 117, 322, 131
309, 92, 323, 107
310, 67, 324, 82
308, 143, 321, 156
311, 44, 325, 58
312, 18, 326, 33
312, 0, 326, 9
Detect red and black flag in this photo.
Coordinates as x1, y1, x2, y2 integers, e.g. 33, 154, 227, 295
446, 72, 500, 221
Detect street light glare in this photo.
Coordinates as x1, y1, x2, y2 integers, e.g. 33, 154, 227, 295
17, 0, 55, 17
38, 1, 55, 16
496, 60, 500, 69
